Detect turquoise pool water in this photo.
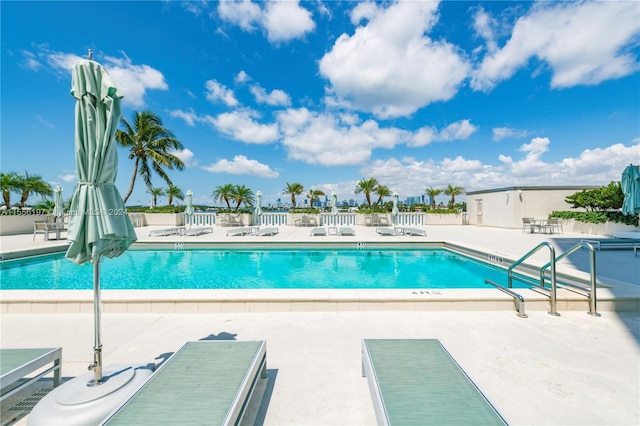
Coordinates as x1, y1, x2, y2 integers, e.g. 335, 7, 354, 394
0, 249, 522, 290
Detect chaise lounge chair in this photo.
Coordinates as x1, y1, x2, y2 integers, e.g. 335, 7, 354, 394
397, 227, 426, 236
101, 340, 267, 426
339, 227, 356, 236
182, 227, 213, 236
310, 227, 326, 236
1, 347, 61, 403
255, 227, 279, 236
375, 227, 400, 236
362, 339, 506, 426
149, 227, 185, 237
226, 226, 259, 236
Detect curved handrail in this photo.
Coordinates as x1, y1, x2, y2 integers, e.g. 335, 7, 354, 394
508, 242, 558, 316
540, 241, 599, 316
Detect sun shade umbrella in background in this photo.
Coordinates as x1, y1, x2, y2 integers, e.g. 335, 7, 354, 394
29, 54, 151, 425
185, 190, 194, 228
621, 164, 640, 226
331, 191, 338, 225
53, 184, 64, 222
392, 192, 399, 227
255, 190, 263, 217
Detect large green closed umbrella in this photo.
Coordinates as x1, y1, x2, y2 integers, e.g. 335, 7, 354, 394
65, 58, 136, 385
52, 184, 64, 222
621, 164, 640, 223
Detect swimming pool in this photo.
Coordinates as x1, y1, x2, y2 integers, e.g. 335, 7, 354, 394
0, 248, 526, 290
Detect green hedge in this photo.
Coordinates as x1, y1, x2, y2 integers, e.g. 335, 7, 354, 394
549, 210, 638, 226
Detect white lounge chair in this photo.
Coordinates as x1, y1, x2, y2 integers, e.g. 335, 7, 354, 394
362, 339, 506, 425
1, 347, 61, 403
101, 340, 267, 426
149, 227, 185, 237
182, 227, 213, 236
376, 227, 400, 236
310, 227, 326, 236
255, 227, 279, 236
397, 227, 426, 236
226, 227, 258, 236
339, 227, 356, 236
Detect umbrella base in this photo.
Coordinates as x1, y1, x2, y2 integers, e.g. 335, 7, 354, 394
27, 363, 153, 425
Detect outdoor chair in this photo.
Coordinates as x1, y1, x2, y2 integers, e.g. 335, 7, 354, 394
544, 218, 563, 234
521, 217, 536, 233
362, 339, 506, 426
182, 227, 213, 236
101, 340, 267, 426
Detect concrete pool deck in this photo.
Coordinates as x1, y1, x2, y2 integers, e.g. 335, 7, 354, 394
1, 224, 639, 424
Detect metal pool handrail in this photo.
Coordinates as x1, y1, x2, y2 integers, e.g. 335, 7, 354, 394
508, 241, 558, 316
540, 241, 599, 317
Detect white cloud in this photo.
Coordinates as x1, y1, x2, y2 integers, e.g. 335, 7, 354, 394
170, 109, 200, 126
101, 54, 168, 108
235, 70, 251, 84
202, 155, 279, 178
407, 120, 478, 147
263, 0, 315, 43
250, 85, 291, 106
207, 110, 279, 144
58, 174, 77, 183
205, 79, 239, 107
360, 139, 639, 196
276, 107, 407, 166
26, 48, 168, 108
170, 148, 196, 167
217, 0, 262, 32
319, 1, 470, 119
218, 0, 315, 43
472, 1, 640, 91
492, 127, 529, 141
21, 50, 42, 71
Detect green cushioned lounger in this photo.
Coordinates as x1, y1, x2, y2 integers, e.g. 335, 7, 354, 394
362, 339, 507, 425
0, 347, 61, 401
102, 340, 266, 426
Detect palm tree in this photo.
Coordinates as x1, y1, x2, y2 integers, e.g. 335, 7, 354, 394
166, 185, 184, 207
355, 177, 378, 208
444, 184, 465, 208
230, 184, 255, 210
116, 110, 185, 204
15, 172, 53, 208
212, 183, 235, 209
283, 182, 304, 208
0, 172, 20, 208
147, 186, 165, 208
425, 187, 443, 210
373, 184, 391, 207
306, 189, 325, 208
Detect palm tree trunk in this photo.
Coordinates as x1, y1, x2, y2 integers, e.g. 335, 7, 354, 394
122, 159, 139, 204
19, 191, 29, 208
3, 190, 10, 209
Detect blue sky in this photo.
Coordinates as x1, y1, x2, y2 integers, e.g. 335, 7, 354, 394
2, 0, 639, 207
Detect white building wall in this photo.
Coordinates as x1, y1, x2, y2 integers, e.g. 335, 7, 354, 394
467, 186, 596, 229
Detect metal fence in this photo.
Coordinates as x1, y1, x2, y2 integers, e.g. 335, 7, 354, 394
319, 213, 357, 226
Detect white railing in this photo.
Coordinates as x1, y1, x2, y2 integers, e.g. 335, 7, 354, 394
255, 213, 289, 226
319, 213, 357, 226
393, 213, 425, 226
185, 212, 217, 227
128, 213, 145, 227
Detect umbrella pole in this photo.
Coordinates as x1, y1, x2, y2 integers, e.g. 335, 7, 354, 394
88, 257, 103, 386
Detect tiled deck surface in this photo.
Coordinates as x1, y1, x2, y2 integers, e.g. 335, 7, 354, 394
1, 224, 639, 424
